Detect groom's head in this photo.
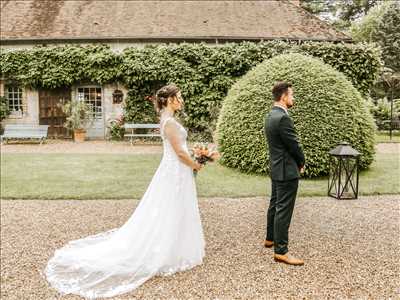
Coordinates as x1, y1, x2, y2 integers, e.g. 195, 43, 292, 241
272, 81, 294, 109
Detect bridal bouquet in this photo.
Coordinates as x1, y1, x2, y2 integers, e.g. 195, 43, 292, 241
190, 143, 220, 177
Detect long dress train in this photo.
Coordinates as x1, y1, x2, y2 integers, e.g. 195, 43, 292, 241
44, 116, 205, 299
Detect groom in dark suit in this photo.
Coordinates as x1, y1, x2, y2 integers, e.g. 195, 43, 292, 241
264, 81, 305, 266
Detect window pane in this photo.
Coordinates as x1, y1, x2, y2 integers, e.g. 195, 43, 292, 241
5, 85, 23, 112
89, 88, 95, 100
77, 86, 102, 119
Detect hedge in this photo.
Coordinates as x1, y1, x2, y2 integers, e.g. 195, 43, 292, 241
0, 42, 381, 136
216, 53, 376, 178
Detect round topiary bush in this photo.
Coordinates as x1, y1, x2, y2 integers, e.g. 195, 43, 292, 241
216, 53, 376, 178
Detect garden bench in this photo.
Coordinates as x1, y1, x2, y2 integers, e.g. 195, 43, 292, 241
124, 123, 161, 145
0, 124, 49, 144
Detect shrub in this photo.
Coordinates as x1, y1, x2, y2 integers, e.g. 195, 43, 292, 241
216, 53, 376, 178
58, 101, 95, 131
107, 114, 125, 140
0, 96, 10, 122
370, 98, 400, 130
0, 42, 381, 138
121, 42, 381, 136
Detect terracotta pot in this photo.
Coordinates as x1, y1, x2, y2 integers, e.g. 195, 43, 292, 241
73, 129, 86, 142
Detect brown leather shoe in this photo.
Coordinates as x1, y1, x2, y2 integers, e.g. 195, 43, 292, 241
274, 253, 304, 266
264, 240, 274, 248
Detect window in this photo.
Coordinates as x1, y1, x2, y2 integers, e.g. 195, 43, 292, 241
5, 85, 23, 113
77, 87, 102, 119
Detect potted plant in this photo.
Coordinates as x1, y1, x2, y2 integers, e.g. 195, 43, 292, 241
0, 96, 11, 134
107, 114, 125, 140
58, 100, 94, 142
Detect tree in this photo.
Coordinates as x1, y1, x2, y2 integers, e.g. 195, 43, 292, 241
351, 1, 400, 138
351, 0, 400, 111
300, 0, 336, 18
351, 1, 400, 71
372, 3, 400, 72
301, 0, 382, 31
337, 0, 381, 22
375, 69, 400, 138
350, 1, 390, 41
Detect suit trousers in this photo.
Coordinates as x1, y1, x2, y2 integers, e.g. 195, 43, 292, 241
266, 178, 299, 255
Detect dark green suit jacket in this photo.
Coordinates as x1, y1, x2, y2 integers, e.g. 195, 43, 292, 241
264, 106, 305, 181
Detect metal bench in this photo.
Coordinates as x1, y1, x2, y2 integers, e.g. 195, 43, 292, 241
124, 123, 161, 145
0, 124, 49, 144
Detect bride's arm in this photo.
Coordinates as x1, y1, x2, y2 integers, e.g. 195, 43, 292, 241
163, 121, 202, 171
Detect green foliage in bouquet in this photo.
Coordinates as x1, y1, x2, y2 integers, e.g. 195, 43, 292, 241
216, 53, 376, 178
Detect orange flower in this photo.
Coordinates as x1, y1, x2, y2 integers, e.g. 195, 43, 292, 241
200, 149, 209, 156
193, 148, 202, 156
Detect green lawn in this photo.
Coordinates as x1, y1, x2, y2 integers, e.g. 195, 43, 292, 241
1, 152, 398, 199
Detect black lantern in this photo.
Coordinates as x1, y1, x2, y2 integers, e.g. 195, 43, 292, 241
112, 89, 124, 104
328, 142, 360, 200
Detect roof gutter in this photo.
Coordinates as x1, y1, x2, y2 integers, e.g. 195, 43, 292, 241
0, 35, 353, 45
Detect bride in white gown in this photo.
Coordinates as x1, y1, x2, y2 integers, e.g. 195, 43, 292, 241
44, 84, 205, 299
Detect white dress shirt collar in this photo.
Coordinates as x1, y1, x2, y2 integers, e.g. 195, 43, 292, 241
274, 104, 288, 115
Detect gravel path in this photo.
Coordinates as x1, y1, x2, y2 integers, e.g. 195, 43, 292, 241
376, 143, 400, 154
1, 196, 399, 299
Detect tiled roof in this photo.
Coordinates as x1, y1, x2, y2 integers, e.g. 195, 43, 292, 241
0, 0, 351, 42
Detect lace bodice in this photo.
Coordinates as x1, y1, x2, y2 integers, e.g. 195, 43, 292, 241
160, 117, 189, 161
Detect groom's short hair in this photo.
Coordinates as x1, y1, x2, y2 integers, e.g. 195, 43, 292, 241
272, 81, 292, 101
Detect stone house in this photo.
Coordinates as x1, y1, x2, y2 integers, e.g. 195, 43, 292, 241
0, 0, 350, 139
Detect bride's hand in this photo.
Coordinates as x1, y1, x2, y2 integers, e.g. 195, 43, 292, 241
193, 162, 202, 171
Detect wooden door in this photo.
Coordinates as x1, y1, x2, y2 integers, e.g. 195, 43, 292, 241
39, 88, 72, 138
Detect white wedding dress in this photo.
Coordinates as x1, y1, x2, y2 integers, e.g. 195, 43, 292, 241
44, 116, 205, 299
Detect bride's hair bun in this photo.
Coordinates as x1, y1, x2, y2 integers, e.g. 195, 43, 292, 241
155, 84, 180, 112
